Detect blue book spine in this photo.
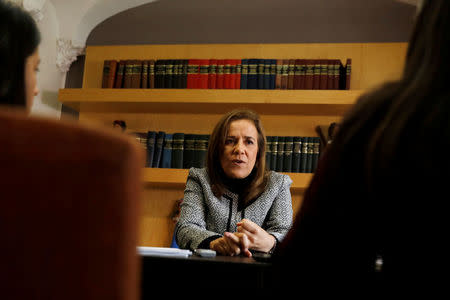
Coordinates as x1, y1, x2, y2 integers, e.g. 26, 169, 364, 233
247, 59, 258, 89
146, 131, 156, 168
161, 133, 173, 168
263, 59, 271, 89
240, 59, 248, 89
257, 59, 265, 89
152, 131, 165, 168
270, 59, 277, 89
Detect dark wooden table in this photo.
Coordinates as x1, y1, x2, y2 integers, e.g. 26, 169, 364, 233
140, 253, 273, 294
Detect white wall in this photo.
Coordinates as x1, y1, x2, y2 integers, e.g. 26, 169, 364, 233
32, 0, 63, 118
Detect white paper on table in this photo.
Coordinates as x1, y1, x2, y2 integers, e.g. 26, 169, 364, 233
137, 246, 192, 258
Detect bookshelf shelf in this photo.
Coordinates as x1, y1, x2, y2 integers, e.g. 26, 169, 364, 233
58, 88, 364, 115
141, 168, 313, 192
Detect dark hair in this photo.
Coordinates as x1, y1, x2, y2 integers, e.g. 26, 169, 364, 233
206, 109, 268, 205
332, 0, 450, 192
0, 1, 41, 107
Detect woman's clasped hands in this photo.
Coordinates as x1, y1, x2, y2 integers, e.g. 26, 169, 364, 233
209, 219, 276, 257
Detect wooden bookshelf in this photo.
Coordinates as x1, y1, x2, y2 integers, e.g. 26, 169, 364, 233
59, 88, 364, 115
142, 168, 313, 192
58, 43, 407, 247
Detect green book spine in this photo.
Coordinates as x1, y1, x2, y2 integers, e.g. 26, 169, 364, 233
292, 137, 302, 173
171, 133, 184, 169
283, 136, 293, 172
300, 137, 308, 173
270, 136, 278, 171
306, 137, 314, 173
193, 134, 209, 168
183, 134, 195, 169
311, 137, 320, 172
276, 136, 285, 172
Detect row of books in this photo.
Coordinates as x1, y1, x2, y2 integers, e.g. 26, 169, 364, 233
133, 132, 210, 170
133, 131, 320, 173
266, 136, 321, 173
102, 58, 351, 90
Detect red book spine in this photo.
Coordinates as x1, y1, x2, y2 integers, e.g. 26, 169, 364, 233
224, 59, 232, 89
327, 60, 334, 90
304, 59, 314, 90
235, 59, 241, 89
333, 59, 340, 90
275, 59, 282, 89
312, 59, 321, 90
198, 59, 209, 89
216, 59, 225, 89
287, 59, 295, 89
187, 59, 198, 89
293, 59, 301, 89
208, 59, 217, 89
319, 59, 328, 90
281, 59, 289, 89
114, 60, 125, 88
299, 59, 306, 89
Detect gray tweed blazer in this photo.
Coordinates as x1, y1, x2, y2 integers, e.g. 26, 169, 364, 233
175, 168, 293, 250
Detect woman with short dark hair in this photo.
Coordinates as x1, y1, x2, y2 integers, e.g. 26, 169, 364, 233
176, 109, 293, 256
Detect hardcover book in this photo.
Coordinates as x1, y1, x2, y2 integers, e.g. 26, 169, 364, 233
275, 59, 282, 89
141, 60, 149, 89
164, 60, 174, 89
148, 59, 155, 89
287, 59, 295, 90
263, 59, 271, 89
114, 60, 125, 89
161, 133, 173, 168
270, 136, 278, 171
172, 133, 185, 169
152, 131, 166, 168
276, 136, 285, 172
146, 131, 156, 168
187, 59, 199, 89
247, 59, 258, 89
102, 60, 117, 88
198, 59, 209, 89
283, 136, 293, 172
269, 59, 276, 89
235, 59, 242, 89
292, 136, 302, 173
131, 60, 143, 88
208, 59, 218, 89
312, 60, 321, 90
183, 134, 196, 169
123, 60, 134, 88
216, 59, 225, 89
193, 134, 209, 168
304, 60, 314, 90
300, 137, 309, 173
281, 59, 289, 90
345, 58, 352, 90
257, 59, 265, 89
319, 59, 329, 90
224, 59, 232, 89
240, 59, 248, 89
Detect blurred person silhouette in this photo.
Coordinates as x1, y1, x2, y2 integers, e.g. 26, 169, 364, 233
273, 0, 449, 288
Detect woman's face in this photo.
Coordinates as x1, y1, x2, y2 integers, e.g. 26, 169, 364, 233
220, 119, 259, 179
24, 48, 40, 113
